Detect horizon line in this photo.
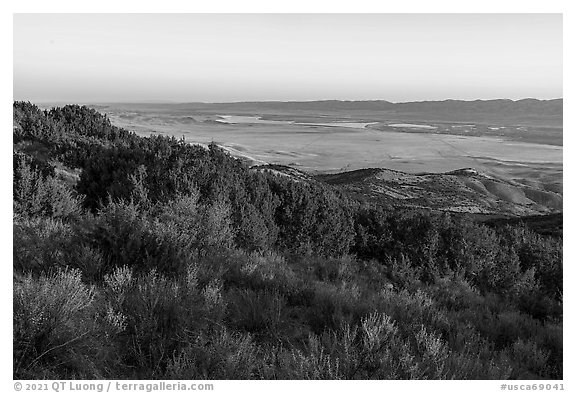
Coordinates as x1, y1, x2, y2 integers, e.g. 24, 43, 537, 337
21, 97, 564, 106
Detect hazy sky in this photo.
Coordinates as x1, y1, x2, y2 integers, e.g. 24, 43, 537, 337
13, 13, 562, 103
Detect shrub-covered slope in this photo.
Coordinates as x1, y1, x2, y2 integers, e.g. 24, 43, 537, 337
13, 102, 562, 380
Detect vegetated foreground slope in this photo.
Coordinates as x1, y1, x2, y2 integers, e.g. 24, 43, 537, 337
13, 102, 562, 380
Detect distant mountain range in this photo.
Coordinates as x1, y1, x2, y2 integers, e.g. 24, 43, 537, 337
142, 98, 562, 127
209, 98, 562, 113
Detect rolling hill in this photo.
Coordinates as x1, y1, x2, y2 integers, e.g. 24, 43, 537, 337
250, 165, 562, 217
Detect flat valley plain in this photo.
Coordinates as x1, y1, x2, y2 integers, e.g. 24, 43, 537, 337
87, 100, 562, 197
85, 100, 562, 193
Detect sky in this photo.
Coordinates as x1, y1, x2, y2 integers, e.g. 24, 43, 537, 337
13, 13, 563, 103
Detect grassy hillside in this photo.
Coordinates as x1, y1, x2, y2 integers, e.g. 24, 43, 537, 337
13, 102, 562, 380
